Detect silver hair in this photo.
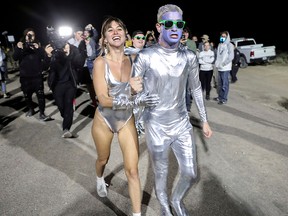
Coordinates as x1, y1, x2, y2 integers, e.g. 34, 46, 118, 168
157, 4, 183, 22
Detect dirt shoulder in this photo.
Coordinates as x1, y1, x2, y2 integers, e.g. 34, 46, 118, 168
234, 63, 288, 112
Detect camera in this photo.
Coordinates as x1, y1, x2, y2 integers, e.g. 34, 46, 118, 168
27, 33, 33, 41
46, 26, 72, 51
81, 34, 89, 40
181, 34, 185, 39
24, 33, 35, 48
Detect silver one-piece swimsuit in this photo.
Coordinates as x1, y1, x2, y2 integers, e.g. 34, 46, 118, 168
98, 56, 133, 133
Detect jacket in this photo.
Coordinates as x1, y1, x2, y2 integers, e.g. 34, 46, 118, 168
13, 43, 45, 78
45, 43, 87, 90
215, 32, 234, 71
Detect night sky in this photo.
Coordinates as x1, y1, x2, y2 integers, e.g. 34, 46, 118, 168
1, 1, 287, 51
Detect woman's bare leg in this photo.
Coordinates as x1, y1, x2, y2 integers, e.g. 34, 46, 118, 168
118, 117, 142, 214
91, 110, 114, 196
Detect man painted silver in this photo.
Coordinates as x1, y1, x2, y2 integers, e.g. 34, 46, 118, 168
130, 4, 213, 216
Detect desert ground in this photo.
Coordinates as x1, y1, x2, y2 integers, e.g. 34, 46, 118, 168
0, 59, 287, 216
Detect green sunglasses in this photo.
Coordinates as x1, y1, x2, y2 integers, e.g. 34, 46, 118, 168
134, 36, 146, 40
159, 20, 186, 29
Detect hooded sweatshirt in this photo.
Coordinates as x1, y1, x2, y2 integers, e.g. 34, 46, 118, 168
215, 31, 234, 71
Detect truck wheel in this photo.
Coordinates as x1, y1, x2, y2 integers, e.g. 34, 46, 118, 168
240, 56, 248, 68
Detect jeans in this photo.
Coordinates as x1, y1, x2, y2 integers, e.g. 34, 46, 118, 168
87, 59, 94, 78
217, 70, 230, 102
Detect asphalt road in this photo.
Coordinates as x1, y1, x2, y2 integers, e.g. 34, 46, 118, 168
1, 64, 288, 216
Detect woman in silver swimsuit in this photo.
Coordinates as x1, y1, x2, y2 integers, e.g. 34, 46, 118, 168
91, 16, 158, 216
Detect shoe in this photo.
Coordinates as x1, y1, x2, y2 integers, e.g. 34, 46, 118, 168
3, 93, 9, 98
171, 200, 189, 216
213, 97, 220, 102
97, 179, 108, 197
62, 129, 73, 138
39, 113, 52, 121
161, 205, 173, 216
73, 98, 76, 111
205, 95, 210, 100
26, 109, 35, 117
218, 100, 227, 105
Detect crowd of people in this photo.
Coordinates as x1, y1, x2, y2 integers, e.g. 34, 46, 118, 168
0, 43, 9, 99
0, 3, 245, 215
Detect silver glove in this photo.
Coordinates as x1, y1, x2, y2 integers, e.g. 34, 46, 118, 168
113, 92, 159, 110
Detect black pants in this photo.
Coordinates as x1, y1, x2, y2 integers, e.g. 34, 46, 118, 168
199, 70, 213, 96
20, 77, 46, 114
80, 67, 97, 105
230, 65, 239, 82
53, 81, 76, 131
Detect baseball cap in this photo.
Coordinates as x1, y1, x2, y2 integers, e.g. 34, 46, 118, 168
201, 34, 209, 41
74, 26, 83, 33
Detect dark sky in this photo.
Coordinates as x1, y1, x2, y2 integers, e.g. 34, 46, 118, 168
1, 1, 287, 51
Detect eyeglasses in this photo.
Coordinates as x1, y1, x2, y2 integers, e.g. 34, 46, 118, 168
159, 20, 186, 29
134, 36, 146, 40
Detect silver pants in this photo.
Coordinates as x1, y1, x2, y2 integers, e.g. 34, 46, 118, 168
145, 120, 197, 215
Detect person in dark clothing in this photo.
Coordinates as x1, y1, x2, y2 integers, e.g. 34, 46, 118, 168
180, 27, 197, 113
44, 40, 87, 138
13, 28, 51, 120
68, 26, 98, 108
230, 42, 241, 83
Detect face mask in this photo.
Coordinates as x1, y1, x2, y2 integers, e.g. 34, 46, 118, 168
220, 37, 226, 43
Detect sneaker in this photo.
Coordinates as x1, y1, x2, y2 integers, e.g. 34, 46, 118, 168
97, 179, 108, 197
62, 129, 73, 138
26, 109, 35, 117
218, 100, 227, 105
39, 113, 52, 121
213, 97, 220, 102
3, 93, 9, 98
161, 206, 173, 216
205, 95, 210, 100
73, 98, 76, 111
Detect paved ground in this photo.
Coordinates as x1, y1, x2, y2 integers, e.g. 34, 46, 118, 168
1, 63, 288, 216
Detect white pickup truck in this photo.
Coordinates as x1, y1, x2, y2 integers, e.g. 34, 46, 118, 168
231, 37, 276, 68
